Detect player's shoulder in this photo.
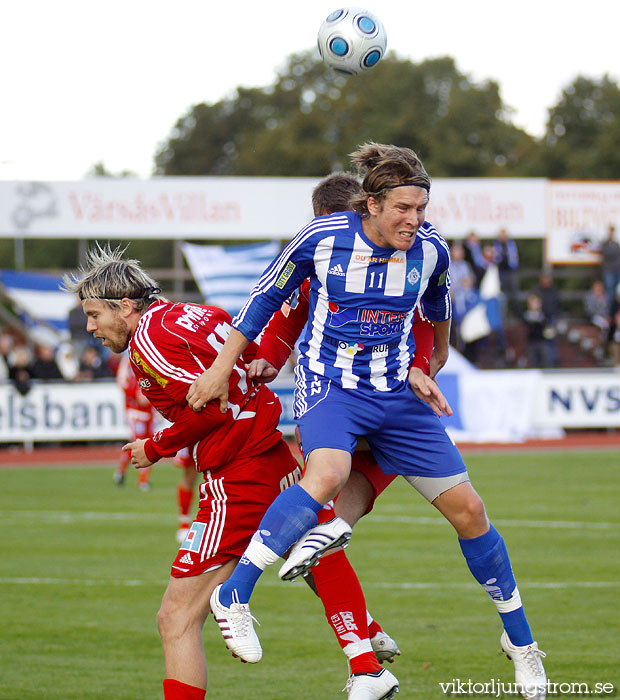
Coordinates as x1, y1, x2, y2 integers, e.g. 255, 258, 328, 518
136, 302, 227, 346
416, 221, 450, 257
299, 211, 357, 241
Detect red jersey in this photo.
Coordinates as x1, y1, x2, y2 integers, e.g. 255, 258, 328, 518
129, 301, 282, 471
257, 278, 435, 375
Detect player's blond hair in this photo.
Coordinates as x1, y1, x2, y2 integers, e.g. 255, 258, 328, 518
62, 245, 165, 313
349, 142, 431, 216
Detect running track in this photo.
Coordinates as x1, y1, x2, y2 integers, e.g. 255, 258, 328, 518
2, 432, 619, 468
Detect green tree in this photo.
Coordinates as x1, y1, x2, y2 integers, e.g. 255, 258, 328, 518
533, 74, 620, 177
155, 52, 536, 178
86, 161, 137, 178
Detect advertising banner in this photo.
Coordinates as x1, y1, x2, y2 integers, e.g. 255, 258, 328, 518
546, 180, 620, 264
0, 178, 317, 239
2, 369, 619, 446
0, 381, 129, 443
427, 178, 546, 238
533, 371, 620, 428
0, 177, 547, 240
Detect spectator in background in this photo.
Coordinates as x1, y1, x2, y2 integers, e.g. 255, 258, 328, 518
493, 228, 520, 316
463, 231, 487, 287
68, 299, 94, 358
7, 345, 35, 395
584, 279, 611, 341
482, 244, 508, 364
449, 242, 476, 353
535, 271, 562, 365
608, 308, 620, 366
452, 275, 483, 361
31, 343, 64, 380
55, 342, 80, 380
0, 332, 14, 380
521, 293, 554, 368
605, 283, 620, 361
599, 224, 620, 311
76, 346, 114, 380
0, 332, 15, 370
449, 241, 475, 293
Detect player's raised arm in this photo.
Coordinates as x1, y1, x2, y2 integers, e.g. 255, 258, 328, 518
186, 327, 250, 412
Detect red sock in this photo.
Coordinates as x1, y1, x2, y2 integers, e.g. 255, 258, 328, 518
138, 465, 151, 485
367, 615, 383, 639
312, 549, 382, 675
117, 451, 130, 475
178, 485, 194, 518
163, 678, 205, 700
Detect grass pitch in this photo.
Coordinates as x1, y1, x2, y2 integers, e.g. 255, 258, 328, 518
0, 448, 619, 699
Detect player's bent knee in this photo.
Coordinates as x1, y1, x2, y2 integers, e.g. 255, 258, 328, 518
465, 496, 488, 528
157, 600, 197, 643
157, 586, 203, 642
453, 496, 488, 536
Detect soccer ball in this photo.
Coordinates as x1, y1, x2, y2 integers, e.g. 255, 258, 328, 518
317, 7, 387, 75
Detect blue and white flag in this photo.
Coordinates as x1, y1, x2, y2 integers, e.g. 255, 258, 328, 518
182, 241, 280, 316
459, 264, 503, 343
0, 269, 73, 341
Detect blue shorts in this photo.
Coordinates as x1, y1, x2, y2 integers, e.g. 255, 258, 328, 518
294, 366, 466, 479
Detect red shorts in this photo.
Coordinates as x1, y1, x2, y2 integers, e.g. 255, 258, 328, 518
171, 439, 302, 577
348, 450, 397, 515
127, 409, 154, 441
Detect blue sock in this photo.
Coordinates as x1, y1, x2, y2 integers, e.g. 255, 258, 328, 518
459, 523, 533, 646
219, 484, 322, 606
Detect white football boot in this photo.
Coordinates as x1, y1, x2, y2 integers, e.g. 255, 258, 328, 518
371, 631, 401, 663
210, 584, 262, 663
501, 630, 547, 700
344, 668, 399, 699
278, 517, 352, 581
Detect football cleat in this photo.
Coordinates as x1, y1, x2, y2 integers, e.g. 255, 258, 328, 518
210, 584, 262, 663
371, 631, 401, 664
113, 469, 125, 486
278, 517, 352, 581
501, 630, 547, 700
344, 668, 399, 699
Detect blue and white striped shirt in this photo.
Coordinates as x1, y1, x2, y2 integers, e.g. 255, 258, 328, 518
234, 211, 451, 392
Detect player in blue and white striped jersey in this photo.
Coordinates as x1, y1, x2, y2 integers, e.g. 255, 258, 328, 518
235, 212, 450, 393
188, 143, 546, 700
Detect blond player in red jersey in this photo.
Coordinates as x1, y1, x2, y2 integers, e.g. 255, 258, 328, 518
62, 245, 404, 700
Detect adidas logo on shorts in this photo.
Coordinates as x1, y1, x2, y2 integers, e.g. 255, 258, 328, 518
179, 553, 194, 565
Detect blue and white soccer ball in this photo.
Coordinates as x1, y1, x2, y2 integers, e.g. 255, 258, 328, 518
317, 7, 387, 75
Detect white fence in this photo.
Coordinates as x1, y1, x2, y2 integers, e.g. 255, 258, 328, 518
1, 368, 619, 448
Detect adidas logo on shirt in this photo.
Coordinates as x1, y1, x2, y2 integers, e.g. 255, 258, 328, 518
328, 263, 346, 277
179, 553, 194, 565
